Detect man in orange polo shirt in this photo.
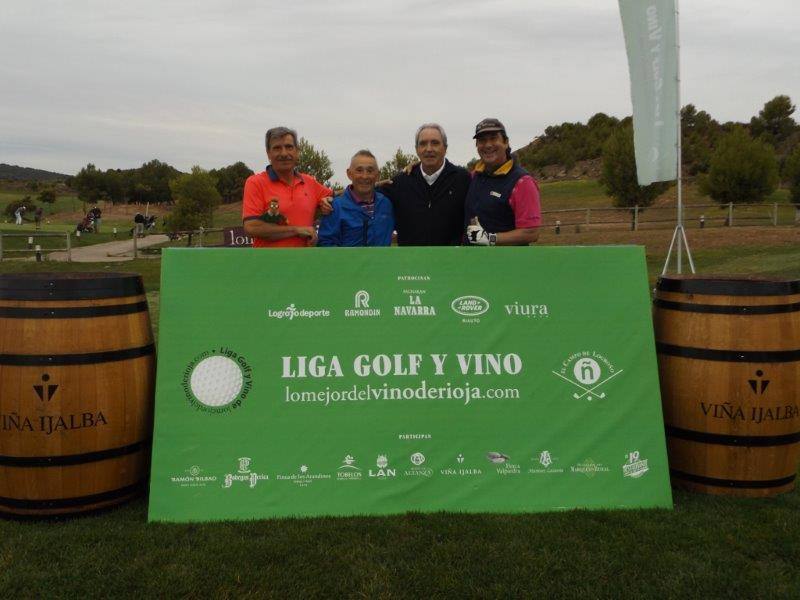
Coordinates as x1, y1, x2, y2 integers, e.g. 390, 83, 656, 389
242, 126, 333, 247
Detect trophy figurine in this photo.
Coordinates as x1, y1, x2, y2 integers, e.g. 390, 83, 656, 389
260, 198, 287, 225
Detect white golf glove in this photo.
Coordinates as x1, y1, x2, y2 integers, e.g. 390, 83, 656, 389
466, 219, 496, 246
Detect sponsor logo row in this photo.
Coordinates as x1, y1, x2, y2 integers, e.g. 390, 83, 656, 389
169, 450, 649, 489
268, 290, 550, 323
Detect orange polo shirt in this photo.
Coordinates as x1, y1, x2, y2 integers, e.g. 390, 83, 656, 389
242, 166, 332, 247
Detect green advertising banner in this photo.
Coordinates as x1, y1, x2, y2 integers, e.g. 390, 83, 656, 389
148, 247, 672, 522
619, 0, 678, 185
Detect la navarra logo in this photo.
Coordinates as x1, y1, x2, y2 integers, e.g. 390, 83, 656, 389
552, 351, 623, 401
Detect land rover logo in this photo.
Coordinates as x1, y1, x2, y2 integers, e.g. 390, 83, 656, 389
450, 296, 489, 316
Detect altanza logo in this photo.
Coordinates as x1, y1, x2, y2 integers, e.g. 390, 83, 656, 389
267, 303, 330, 320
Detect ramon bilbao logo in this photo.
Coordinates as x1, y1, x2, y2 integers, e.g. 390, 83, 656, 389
552, 351, 623, 401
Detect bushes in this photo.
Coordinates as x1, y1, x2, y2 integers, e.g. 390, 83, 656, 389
700, 127, 779, 204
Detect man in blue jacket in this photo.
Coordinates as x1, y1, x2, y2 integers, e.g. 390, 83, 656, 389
317, 150, 395, 247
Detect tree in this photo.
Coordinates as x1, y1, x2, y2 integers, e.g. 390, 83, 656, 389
72, 163, 106, 211
681, 104, 720, 175
700, 127, 779, 204
137, 159, 181, 204
783, 144, 800, 203
297, 138, 333, 186
210, 162, 254, 203
600, 125, 670, 222
379, 148, 417, 181
37, 189, 57, 204
750, 95, 797, 147
164, 167, 221, 232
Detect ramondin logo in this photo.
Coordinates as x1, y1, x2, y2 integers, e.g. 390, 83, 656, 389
451, 296, 490, 317
552, 351, 623, 402
183, 347, 253, 413
268, 303, 331, 320
345, 290, 381, 317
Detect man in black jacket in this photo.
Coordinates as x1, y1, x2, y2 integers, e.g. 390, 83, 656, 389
380, 123, 470, 246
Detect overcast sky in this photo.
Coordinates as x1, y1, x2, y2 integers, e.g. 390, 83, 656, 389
1, 0, 797, 182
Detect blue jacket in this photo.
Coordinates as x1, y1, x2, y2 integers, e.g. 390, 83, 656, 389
317, 188, 395, 247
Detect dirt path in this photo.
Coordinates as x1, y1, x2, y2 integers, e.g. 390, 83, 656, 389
47, 235, 169, 262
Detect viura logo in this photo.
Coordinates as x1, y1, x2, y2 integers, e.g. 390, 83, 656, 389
552, 351, 623, 401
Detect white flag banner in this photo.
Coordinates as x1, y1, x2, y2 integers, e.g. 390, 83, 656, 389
619, 0, 678, 185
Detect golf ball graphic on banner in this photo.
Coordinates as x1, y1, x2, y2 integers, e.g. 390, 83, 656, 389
183, 348, 253, 412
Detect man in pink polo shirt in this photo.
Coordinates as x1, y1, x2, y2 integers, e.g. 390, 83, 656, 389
242, 126, 333, 247
464, 118, 541, 246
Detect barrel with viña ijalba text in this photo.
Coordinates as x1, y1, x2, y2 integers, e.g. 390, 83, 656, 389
0, 272, 155, 516
653, 276, 800, 497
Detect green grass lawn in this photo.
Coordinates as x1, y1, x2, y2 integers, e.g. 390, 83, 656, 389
1, 489, 797, 598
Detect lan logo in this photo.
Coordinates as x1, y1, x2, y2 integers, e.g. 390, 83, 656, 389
33, 374, 58, 401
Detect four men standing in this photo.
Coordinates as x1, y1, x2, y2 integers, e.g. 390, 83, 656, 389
243, 120, 540, 248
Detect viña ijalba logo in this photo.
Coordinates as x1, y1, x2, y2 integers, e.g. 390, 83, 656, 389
622, 450, 649, 479
552, 351, 623, 401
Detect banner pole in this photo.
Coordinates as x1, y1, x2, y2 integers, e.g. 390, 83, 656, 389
663, 0, 695, 275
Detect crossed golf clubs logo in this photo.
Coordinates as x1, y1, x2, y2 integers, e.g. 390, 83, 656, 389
552, 356, 623, 401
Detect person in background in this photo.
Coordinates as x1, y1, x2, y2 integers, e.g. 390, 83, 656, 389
133, 212, 145, 237
14, 205, 26, 225
464, 118, 540, 246
34, 206, 43, 230
242, 126, 333, 247
317, 150, 394, 247
89, 205, 102, 233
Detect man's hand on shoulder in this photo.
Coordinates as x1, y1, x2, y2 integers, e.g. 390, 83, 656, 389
320, 196, 333, 215
402, 161, 419, 175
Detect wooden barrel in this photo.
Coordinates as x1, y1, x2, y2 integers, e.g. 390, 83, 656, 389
654, 276, 800, 497
0, 272, 155, 516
